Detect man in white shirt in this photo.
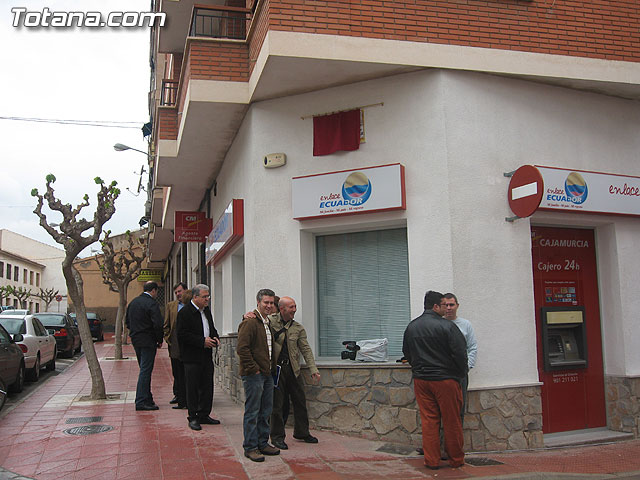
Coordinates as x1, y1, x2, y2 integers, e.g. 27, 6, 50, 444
443, 293, 478, 423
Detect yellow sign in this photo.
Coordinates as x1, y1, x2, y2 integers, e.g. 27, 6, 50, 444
138, 269, 162, 282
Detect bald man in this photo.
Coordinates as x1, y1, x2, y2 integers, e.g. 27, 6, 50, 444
269, 296, 320, 450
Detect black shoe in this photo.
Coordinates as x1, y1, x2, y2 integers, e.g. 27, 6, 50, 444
135, 404, 159, 411
293, 434, 318, 444
188, 419, 202, 431
172, 405, 187, 409
416, 447, 424, 455
198, 416, 220, 425
272, 440, 288, 450
169, 396, 178, 404
149, 401, 158, 408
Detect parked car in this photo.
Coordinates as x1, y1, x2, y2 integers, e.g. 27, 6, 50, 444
0, 324, 25, 411
0, 315, 56, 382
1, 306, 15, 312
0, 309, 30, 316
69, 312, 104, 341
35, 313, 81, 358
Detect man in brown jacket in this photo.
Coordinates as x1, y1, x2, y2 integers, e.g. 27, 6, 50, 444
163, 282, 187, 409
237, 288, 280, 462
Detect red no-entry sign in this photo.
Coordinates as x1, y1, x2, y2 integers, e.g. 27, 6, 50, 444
508, 165, 544, 218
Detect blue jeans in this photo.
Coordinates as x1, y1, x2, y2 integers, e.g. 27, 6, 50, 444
133, 345, 157, 407
242, 373, 274, 452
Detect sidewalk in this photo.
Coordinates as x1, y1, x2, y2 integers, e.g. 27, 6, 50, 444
1, 334, 639, 480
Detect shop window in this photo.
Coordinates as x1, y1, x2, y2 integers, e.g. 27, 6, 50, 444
316, 228, 410, 357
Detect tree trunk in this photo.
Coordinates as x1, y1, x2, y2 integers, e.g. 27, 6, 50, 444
63, 259, 106, 399
114, 289, 127, 359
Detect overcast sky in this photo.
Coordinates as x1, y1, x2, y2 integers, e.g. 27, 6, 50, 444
0, 0, 152, 255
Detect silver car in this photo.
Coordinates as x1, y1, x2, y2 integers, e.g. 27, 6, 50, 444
0, 315, 56, 382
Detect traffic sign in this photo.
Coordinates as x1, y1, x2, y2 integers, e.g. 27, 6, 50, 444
508, 165, 544, 218
55, 295, 62, 302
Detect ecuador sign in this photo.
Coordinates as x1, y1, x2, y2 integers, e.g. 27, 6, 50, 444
508, 166, 640, 218
292, 164, 406, 220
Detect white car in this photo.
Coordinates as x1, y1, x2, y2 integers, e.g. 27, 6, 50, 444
0, 315, 56, 381
0, 309, 30, 316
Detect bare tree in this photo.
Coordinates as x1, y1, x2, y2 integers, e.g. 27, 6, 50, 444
95, 230, 147, 359
5, 286, 33, 309
0, 286, 11, 307
32, 174, 120, 399
34, 287, 60, 312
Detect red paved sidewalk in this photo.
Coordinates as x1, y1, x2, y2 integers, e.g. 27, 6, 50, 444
1, 334, 639, 480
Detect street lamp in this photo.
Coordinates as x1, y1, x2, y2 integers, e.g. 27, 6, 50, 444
113, 143, 149, 156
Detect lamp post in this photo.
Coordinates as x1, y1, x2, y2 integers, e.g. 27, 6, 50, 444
113, 143, 149, 156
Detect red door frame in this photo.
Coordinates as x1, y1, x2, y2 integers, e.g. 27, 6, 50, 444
531, 226, 606, 433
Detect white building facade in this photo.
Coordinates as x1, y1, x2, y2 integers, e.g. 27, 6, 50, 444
146, 1, 640, 450
0, 230, 68, 312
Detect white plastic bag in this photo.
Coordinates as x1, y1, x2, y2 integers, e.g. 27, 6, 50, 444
356, 338, 388, 362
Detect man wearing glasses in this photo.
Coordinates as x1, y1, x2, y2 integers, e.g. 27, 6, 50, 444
177, 284, 220, 431
403, 290, 467, 470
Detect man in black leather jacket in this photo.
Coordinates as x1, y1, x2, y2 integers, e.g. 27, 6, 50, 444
125, 281, 164, 411
403, 290, 467, 470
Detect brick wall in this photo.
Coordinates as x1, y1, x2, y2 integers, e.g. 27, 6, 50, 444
157, 108, 179, 140
265, 0, 639, 62
187, 41, 250, 82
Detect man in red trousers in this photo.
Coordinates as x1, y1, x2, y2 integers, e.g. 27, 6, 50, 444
402, 290, 468, 470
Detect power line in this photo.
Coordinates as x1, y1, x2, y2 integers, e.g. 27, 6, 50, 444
0, 116, 144, 129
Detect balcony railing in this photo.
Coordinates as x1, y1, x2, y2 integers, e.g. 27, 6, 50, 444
190, 5, 252, 40
160, 80, 178, 107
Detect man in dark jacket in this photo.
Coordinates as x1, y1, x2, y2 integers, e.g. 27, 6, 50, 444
403, 290, 468, 470
177, 284, 220, 431
125, 281, 164, 411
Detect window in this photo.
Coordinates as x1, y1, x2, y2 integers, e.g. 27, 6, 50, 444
0, 326, 9, 345
23, 268, 27, 283
14, 266, 18, 281
7, 263, 11, 280
30, 271, 34, 285
316, 228, 410, 357
35, 303, 40, 313
33, 318, 47, 336
0, 261, 3, 278
36, 272, 40, 287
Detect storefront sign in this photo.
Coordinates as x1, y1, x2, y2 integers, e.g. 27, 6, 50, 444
292, 164, 406, 220
508, 166, 640, 218
205, 199, 244, 265
138, 269, 163, 282
174, 211, 213, 242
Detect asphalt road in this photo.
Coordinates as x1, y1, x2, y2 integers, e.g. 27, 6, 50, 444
0, 349, 83, 417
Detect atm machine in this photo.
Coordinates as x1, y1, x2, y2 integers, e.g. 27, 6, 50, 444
541, 307, 587, 371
